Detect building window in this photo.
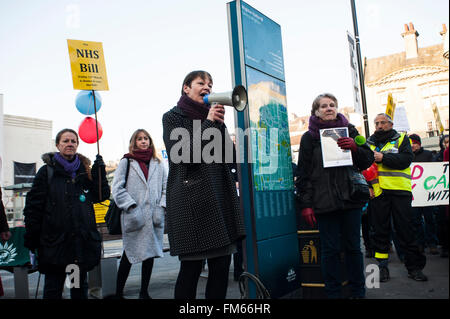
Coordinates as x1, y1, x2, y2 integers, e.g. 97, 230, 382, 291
378, 90, 406, 110
426, 121, 442, 137
421, 82, 449, 108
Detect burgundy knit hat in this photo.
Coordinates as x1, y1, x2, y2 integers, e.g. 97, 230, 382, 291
409, 134, 421, 145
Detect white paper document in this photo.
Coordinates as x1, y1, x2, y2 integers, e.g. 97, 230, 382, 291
320, 127, 354, 168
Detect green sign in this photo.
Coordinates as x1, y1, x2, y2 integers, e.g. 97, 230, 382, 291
0, 227, 31, 267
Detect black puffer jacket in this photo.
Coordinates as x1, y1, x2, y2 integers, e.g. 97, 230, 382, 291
367, 130, 413, 170
296, 124, 374, 215
23, 153, 110, 274
413, 147, 434, 162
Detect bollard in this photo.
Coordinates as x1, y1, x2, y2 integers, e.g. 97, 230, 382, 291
13, 267, 29, 299
88, 253, 120, 298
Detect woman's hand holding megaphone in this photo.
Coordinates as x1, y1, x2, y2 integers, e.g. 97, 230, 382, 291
207, 103, 225, 124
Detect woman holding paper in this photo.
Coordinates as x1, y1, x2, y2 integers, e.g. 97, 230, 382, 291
295, 93, 374, 299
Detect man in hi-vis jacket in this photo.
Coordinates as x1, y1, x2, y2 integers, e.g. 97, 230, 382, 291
367, 113, 427, 282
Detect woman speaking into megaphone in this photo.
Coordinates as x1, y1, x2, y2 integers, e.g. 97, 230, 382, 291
182, 73, 226, 123
162, 70, 246, 299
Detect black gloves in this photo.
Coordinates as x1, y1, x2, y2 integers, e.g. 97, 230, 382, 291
91, 154, 110, 201
94, 154, 105, 167
92, 154, 106, 181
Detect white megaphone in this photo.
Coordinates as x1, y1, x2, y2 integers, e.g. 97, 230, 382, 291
203, 85, 248, 112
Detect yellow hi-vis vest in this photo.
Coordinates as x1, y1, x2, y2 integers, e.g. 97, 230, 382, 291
368, 133, 412, 198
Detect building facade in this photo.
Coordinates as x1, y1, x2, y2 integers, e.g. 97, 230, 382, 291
288, 107, 363, 164
1, 101, 54, 226
364, 23, 449, 138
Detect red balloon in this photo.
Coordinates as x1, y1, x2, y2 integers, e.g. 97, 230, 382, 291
78, 117, 103, 144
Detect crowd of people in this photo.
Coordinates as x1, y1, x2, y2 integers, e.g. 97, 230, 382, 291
361, 133, 449, 266
296, 102, 448, 298
0, 70, 448, 299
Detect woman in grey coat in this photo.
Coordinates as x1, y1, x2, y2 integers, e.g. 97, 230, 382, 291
111, 129, 167, 299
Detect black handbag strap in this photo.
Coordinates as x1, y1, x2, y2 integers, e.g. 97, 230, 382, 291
124, 158, 130, 188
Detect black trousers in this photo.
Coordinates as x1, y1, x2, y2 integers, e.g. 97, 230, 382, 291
361, 204, 374, 251
233, 240, 244, 278
174, 254, 231, 299
116, 251, 154, 296
370, 193, 426, 272
436, 205, 449, 250
43, 268, 88, 299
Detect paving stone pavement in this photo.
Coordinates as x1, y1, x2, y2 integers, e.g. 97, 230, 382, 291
1, 235, 448, 299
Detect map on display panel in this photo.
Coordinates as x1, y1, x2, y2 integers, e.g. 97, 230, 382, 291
246, 66, 293, 192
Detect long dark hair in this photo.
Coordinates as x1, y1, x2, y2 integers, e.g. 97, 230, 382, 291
128, 129, 160, 162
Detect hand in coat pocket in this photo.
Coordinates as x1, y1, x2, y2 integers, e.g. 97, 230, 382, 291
152, 207, 165, 228
123, 206, 145, 233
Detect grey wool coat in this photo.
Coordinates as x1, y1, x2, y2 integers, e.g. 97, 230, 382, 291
112, 157, 167, 263
162, 106, 246, 257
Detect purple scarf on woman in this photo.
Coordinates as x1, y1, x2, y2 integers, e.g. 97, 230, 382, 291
308, 113, 349, 139
177, 94, 210, 121
54, 152, 81, 178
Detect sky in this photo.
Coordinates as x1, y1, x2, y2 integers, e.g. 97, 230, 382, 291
0, 0, 448, 162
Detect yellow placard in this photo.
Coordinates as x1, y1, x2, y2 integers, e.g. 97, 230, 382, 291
67, 39, 109, 91
94, 199, 110, 224
385, 93, 396, 120
431, 103, 444, 134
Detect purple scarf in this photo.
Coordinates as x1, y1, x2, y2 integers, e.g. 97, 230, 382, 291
308, 113, 349, 139
177, 94, 210, 121
54, 152, 81, 179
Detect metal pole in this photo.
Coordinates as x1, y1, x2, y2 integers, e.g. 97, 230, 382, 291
92, 90, 102, 201
92, 90, 100, 155
350, 0, 370, 138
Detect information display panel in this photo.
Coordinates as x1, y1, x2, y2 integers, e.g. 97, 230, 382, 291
241, 2, 285, 80
228, 0, 300, 298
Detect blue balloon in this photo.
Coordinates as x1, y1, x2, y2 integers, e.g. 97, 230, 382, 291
75, 90, 102, 115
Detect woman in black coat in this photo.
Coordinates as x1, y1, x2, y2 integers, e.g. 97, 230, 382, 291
162, 70, 245, 299
296, 93, 374, 299
23, 128, 109, 299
